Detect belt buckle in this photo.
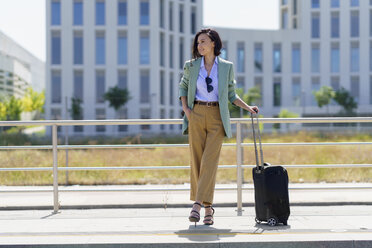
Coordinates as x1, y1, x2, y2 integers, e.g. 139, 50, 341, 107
207, 102, 212, 107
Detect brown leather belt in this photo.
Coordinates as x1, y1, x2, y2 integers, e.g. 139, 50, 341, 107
194, 101, 219, 107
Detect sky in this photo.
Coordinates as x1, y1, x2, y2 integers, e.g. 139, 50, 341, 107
0, 0, 279, 62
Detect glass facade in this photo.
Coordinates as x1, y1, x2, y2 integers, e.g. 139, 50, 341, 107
311, 13, 320, 38
160, 71, 165, 105
282, 10, 288, 29
311, 44, 320, 73
51, 31, 61, 65
273, 44, 281, 73
169, 2, 173, 31
73, 0, 83, 25
140, 31, 150, 64
118, 1, 127, 25
237, 42, 245, 73
118, 70, 127, 89
220, 41, 228, 60
311, 77, 320, 106
312, 0, 320, 8
179, 4, 184, 33
73, 31, 83, 65
95, 32, 105, 65
351, 0, 359, 7
179, 37, 184, 69
95, 108, 106, 132
350, 76, 359, 103
95, 1, 105, 25
73, 70, 83, 102
254, 43, 263, 73
118, 32, 127, 65
140, 70, 150, 103
51, 1, 61, 25
160, 33, 165, 66
169, 35, 174, 68
140, 0, 149, 25
292, 44, 301, 73
51, 70, 61, 103
331, 0, 340, 7
160, 0, 165, 28
191, 7, 197, 34
331, 43, 340, 73
95, 70, 105, 103
351, 11, 359, 37
169, 73, 174, 105
273, 78, 281, 107
292, 78, 301, 107
331, 12, 339, 38
350, 42, 359, 72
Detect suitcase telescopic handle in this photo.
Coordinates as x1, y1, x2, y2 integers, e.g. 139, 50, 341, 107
250, 112, 264, 170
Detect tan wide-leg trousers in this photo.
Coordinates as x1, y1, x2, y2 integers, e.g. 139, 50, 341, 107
189, 104, 225, 205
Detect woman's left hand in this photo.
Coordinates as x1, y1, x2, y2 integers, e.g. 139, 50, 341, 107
247, 106, 259, 114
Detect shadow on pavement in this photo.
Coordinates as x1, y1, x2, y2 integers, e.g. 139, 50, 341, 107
174, 225, 237, 242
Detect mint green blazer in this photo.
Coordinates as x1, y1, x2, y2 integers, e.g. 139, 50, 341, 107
178, 56, 239, 138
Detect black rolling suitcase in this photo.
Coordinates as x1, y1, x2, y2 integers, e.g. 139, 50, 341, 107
251, 113, 290, 226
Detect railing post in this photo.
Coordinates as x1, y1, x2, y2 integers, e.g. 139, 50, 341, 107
236, 121, 243, 216
52, 125, 60, 213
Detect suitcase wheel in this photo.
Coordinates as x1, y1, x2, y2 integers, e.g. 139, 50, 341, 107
255, 217, 262, 224
267, 217, 278, 226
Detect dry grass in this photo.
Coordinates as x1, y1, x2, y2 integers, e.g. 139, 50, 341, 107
0, 131, 371, 186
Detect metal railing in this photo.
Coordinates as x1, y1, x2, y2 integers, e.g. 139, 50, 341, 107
1, 117, 372, 214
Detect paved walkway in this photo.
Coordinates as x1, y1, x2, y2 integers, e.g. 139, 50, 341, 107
0, 184, 372, 247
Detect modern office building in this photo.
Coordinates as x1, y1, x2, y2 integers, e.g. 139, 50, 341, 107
45, 0, 372, 136
0, 31, 45, 99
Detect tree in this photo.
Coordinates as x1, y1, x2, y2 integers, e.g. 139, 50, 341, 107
0, 102, 6, 121
313, 86, 335, 115
21, 88, 45, 119
333, 87, 357, 115
70, 97, 82, 120
103, 86, 131, 112
229, 86, 261, 117
5, 96, 23, 121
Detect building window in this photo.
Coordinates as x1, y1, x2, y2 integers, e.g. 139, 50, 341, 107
292, 43, 301, 73
254, 77, 263, 106
273, 78, 281, 107
221, 41, 228, 60
117, 108, 128, 132
95, 108, 106, 132
191, 7, 197, 34
282, 10, 288, 29
254, 43, 263, 73
273, 43, 281, 73
351, 0, 359, 7
160, 71, 165, 105
331, 43, 340, 73
370, 77, 372, 104
292, 78, 301, 107
73, 31, 83, 65
311, 43, 320, 73
140, 0, 149, 25
95, 1, 105, 25
311, 13, 320, 38
237, 42, 245, 73
351, 42, 359, 72
370, 41, 372, 72
140, 31, 150, 64
282, 0, 287, 5
118, 1, 127, 25
160, 0, 165, 28
169, 72, 174, 105
179, 37, 184, 69
237, 77, 245, 91
95, 31, 105, 65
169, 35, 174, 68
118, 70, 127, 89
51, 31, 61, 65
73, 70, 83, 102
118, 31, 127, 65
51, 70, 61, 103
160, 33, 165, 66
351, 11, 359, 37
169, 109, 174, 130
370, 10, 372, 37
140, 108, 151, 130
179, 4, 184, 33
73, 0, 83, 25
95, 70, 105, 103
140, 70, 150, 103
169, 2, 173, 31
51, 0, 61, 25
312, 0, 320, 8
51, 108, 62, 132
293, 0, 297, 15
331, 76, 340, 106
331, 0, 340, 8
350, 76, 359, 103
311, 77, 320, 106
331, 12, 340, 38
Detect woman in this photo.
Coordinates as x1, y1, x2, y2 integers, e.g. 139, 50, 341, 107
179, 28, 259, 226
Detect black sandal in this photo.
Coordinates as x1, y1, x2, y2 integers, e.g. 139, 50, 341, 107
189, 202, 202, 226
203, 206, 215, 225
